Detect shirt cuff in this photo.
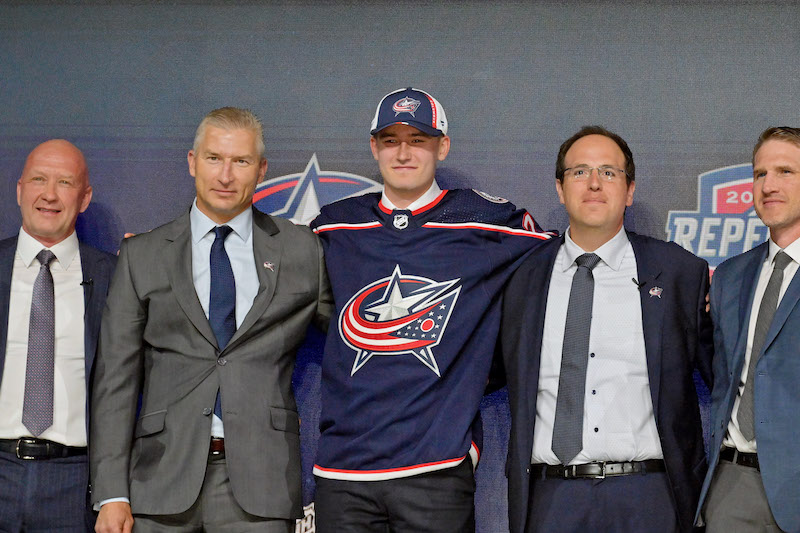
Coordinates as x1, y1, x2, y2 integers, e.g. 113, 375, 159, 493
94, 497, 130, 511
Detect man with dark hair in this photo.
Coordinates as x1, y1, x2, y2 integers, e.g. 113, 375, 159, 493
91, 107, 332, 533
0, 139, 116, 532
502, 126, 713, 532
310, 88, 552, 532
697, 126, 800, 533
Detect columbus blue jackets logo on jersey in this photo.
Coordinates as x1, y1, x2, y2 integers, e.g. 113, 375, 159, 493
392, 96, 421, 117
252, 154, 381, 225
666, 164, 768, 270
339, 265, 461, 377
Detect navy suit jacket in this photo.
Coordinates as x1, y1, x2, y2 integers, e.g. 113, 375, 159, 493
501, 231, 713, 533
0, 234, 116, 434
697, 241, 800, 532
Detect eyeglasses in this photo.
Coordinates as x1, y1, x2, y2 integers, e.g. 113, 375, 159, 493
563, 165, 626, 182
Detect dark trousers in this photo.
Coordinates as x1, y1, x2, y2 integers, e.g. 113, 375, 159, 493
314, 459, 475, 533
0, 450, 95, 533
132, 455, 294, 533
525, 468, 678, 533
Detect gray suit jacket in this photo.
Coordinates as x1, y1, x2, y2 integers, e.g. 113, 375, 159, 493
90, 207, 332, 519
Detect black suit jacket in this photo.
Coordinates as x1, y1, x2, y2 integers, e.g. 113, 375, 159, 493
0, 234, 117, 435
501, 231, 713, 533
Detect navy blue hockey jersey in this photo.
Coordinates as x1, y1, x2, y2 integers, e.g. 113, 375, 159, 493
311, 188, 552, 481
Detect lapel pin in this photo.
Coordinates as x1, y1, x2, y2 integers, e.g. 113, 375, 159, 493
649, 286, 663, 298
263, 261, 275, 272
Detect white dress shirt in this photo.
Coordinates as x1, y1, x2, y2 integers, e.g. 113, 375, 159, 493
532, 227, 663, 465
379, 180, 442, 211
190, 200, 259, 438
0, 228, 86, 446
724, 237, 800, 453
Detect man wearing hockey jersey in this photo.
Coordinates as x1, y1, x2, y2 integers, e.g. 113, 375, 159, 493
310, 87, 552, 532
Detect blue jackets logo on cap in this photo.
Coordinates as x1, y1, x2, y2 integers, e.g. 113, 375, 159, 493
392, 96, 421, 117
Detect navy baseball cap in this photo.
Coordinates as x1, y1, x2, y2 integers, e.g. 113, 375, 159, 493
370, 87, 448, 137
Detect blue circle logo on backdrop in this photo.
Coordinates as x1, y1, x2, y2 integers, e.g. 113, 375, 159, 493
253, 154, 381, 225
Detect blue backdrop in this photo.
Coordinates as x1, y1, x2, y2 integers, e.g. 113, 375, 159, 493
2, 2, 798, 530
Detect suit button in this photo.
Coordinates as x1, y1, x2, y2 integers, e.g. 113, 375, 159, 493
218, 358, 227, 366
202, 407, 212, 416
526, 467, 530, 474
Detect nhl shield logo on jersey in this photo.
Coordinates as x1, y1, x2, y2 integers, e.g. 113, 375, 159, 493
252, 154, 381, 225
393, 214, 409, 229
392, 96, 421, 117
666, 164, 768, 270
338, 265, 462, 377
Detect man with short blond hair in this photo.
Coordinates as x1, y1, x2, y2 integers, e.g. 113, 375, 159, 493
697, 126, 800, 533
91, 106, 332, 532
0, 139, 116, 532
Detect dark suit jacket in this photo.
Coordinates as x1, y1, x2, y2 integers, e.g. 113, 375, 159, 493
697, 241, 800, 532
0, 234, 116, 435
501, 231, 713, 533
90, 207, 333, 519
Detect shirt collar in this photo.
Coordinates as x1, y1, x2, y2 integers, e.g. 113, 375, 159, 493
561, 226, 629, 272
768, 236, 800, 266
190, 199, 253, 243
17, 227, 79, 270
380, 180, 442, 212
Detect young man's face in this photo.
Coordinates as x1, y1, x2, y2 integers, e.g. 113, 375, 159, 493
370, 124, 450, 208
188, 126, 267, 224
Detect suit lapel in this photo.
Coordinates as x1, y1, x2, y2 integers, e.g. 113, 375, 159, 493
525, 238, 562, 421
0, 237, 18, 380
226, 208, 280, 349
737, 244, 766, 331
762, 257, 800, 356
164, 213, 219, 349
79, 242, 102, 390
629, 233, 665, 415
730, 244, 767, 369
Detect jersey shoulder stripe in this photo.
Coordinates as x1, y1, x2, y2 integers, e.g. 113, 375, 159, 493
313, 221, 382, 233
421, 221, 552, 239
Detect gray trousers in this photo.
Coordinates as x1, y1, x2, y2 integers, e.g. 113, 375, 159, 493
703, 460, 784, 533
133, 455, 295, 533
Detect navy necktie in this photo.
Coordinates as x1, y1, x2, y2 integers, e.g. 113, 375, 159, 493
22, 249, 56, 437
209, 226, 235, 418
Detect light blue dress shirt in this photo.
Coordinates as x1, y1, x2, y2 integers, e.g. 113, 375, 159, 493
190, 200, 259, 437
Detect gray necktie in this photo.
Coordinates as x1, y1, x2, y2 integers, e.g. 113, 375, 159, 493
22, 249, 56, 437
738, 250, 792, 441
552, 253, 601, 465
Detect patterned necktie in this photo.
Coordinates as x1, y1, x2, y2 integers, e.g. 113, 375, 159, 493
209, 226, 235, 419
738, 250, 792, 441
552, 252, 602, 465
22, 249, 57, 437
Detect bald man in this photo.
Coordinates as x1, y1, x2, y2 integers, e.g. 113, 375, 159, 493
0, 140, 116, 532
